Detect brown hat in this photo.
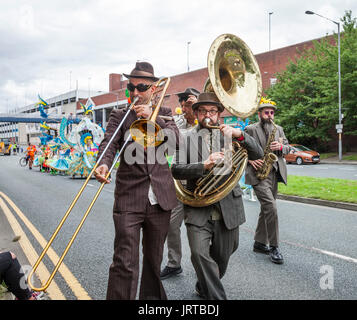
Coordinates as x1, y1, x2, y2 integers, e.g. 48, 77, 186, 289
192, 92, 224, 112
123, 61, 159, 82
176, 87, 200, 101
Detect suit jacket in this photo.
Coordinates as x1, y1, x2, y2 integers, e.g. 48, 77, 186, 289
244, 121, 290, 186
97, 106, 179, 212
171, 127, 263, 230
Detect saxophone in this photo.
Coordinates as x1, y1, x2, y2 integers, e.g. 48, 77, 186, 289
256, 120, 279, 180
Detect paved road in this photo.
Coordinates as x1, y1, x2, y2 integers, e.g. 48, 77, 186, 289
1, 155, 357, 300
287, 163, 357, 180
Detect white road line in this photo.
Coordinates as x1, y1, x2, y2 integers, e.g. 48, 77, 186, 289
311, 247, 357, 264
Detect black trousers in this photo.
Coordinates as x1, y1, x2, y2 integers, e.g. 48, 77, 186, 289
0, 251, 32, 300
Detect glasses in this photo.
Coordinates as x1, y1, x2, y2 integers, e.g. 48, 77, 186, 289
127, 82, 152, 92
264, 110, 275, 116
198, 109, 219, 116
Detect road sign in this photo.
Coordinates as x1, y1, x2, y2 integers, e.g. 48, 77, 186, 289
336, 124, 343, 130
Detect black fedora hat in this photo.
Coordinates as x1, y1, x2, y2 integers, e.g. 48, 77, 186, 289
192, 92, 224, 112
176, 87, 200, 101
123, 61, 159, 82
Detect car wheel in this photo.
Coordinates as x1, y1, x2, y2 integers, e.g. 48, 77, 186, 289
296, 157, 303, 165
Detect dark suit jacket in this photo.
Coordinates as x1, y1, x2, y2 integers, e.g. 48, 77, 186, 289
97, 106, 179, 213
244, 122, 290, 186
171, 127, 263, 230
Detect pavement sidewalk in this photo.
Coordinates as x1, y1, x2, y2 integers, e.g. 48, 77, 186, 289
319, 155, 357, 165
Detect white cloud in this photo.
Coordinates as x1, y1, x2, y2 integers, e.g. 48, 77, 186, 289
0, 0, 356, 112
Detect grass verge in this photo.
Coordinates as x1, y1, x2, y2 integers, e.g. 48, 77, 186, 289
279, 175, 357, 204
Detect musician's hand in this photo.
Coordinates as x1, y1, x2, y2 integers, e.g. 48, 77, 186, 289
133, 104, 152, 119
94, 164, 111, 184
248, 159, 264, 171
270, 141, 282, 151
219, 125, 242, 138
184, 95, 197, 107
204, 152, 224, 170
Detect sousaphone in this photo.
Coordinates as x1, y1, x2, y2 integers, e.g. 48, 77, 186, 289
174, 34, 262, 207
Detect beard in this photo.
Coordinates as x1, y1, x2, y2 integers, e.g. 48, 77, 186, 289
260, 118, 274, 137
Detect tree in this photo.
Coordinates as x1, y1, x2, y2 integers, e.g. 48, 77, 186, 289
265, 10, 357, 151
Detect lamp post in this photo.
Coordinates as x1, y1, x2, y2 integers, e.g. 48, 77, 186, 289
269, 12, 273, 51
187, 41, 191, 72
305, 10, 342, 161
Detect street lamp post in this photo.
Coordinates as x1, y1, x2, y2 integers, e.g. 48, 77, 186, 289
269, 12, 273, 51
305, 10, 342, 161
187, 41, 191, 72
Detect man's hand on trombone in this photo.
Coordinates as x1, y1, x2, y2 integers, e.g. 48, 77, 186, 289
94, 164, 111, 184
133, 104, 152, 119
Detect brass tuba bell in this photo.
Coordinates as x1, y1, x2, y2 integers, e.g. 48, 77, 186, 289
174, 34, 262, 207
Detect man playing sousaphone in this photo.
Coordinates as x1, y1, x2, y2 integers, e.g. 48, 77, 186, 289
171, 92, 263, 299
245, 97, 290, 264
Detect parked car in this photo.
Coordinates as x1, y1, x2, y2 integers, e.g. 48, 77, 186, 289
284, 144, 320, 165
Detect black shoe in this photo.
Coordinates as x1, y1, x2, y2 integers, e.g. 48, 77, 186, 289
160, 266, 183, 280
253, 241, 270, 255
195, 281, 207, 299
269, 246, 284, 264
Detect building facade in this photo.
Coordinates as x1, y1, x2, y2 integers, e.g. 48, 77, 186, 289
0, 90, 97, 146
79, 35, 332, 128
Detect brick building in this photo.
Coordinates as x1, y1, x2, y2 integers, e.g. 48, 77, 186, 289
78, 35, 334, 126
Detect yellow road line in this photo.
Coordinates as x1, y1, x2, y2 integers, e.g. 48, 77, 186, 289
0, 197, 65, 300
0, 191, 92, 300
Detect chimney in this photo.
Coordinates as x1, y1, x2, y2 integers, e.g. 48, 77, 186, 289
109, 73, 122, 92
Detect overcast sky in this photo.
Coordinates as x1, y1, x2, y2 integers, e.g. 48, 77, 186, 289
0, 0, 356, 113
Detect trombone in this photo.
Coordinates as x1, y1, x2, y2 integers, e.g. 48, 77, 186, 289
28, 77, 171, 292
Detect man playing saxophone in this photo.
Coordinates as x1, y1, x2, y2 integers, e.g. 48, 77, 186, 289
245, 98, 290, 264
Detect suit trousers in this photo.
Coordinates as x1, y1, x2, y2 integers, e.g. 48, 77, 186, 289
106, 201, 171, 300
166, 202, 184, 268
186, 220, 239, 300
252, 169, 279, 247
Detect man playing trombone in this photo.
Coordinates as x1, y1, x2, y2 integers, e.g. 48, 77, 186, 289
94, 61, 180, 300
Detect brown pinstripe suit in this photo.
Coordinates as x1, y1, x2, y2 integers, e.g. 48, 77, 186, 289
97, 106, 179, 300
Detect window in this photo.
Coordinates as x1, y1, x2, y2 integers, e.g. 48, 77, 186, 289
270, 78, 277, 86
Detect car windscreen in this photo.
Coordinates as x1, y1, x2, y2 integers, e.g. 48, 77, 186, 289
294, 145, 311, 151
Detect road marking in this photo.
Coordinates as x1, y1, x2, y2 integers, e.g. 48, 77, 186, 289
0, 191, 92, 300
311, 247, 357, 264
241, 226, 357, 264
0, 197, 65, 300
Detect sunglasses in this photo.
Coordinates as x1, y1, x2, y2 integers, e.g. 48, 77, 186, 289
127, 82, 152, 92
264, 110, 275, 116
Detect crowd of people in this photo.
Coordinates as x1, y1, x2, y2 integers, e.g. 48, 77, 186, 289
93, 61, 290, 300
6, 60, 290, 301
